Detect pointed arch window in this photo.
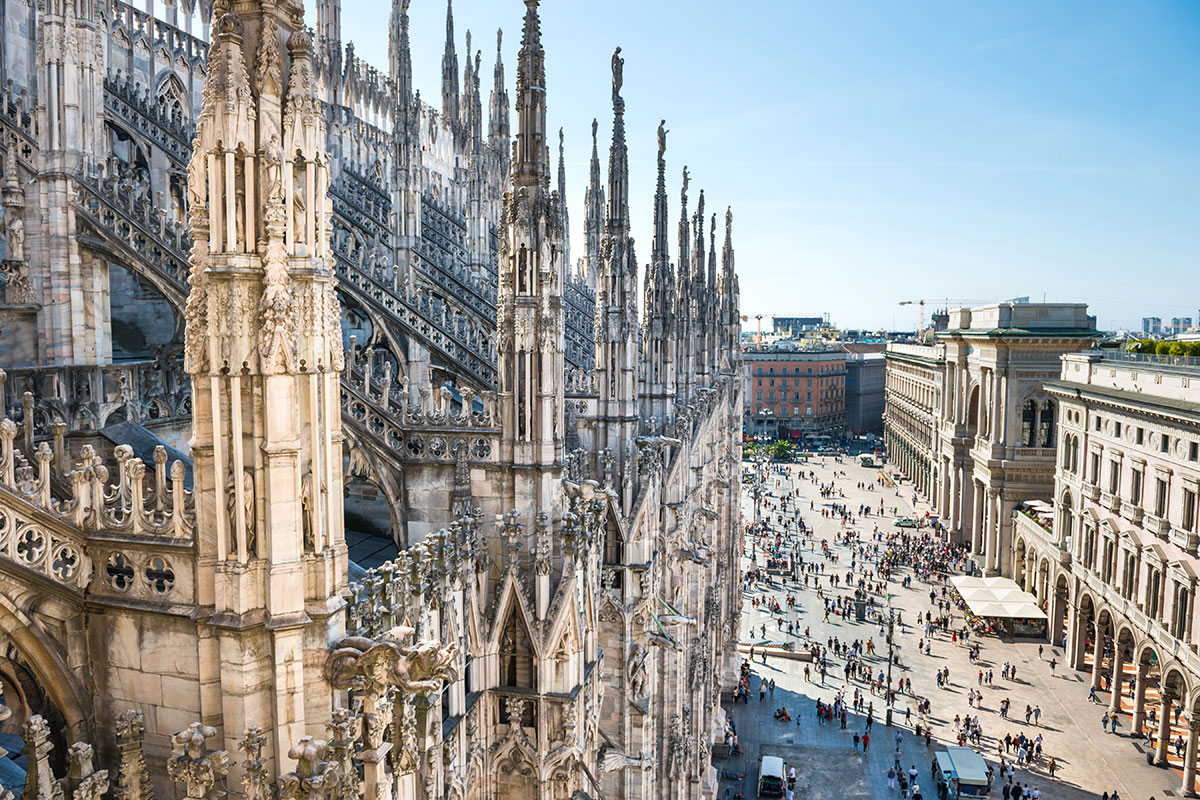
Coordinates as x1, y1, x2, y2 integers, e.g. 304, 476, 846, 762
499, 605, 535, 690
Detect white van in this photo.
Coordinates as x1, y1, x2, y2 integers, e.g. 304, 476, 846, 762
757, 755, 785, 797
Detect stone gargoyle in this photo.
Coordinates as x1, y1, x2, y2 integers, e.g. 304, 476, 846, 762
326, 626, 458, 696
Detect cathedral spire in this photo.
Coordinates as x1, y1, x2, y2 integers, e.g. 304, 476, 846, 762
677, 167, 691, 285
513, 0, 548, 187
441, 0, 461, 126
497, 0, 564, 517
558, 127, 571, 269
605, 47, 629, 234
653, 119, 669, 265
708, 211, 718, 291
594, 45, 640, 513
642, 119, 676, 426
488, 29, 510, 175
388, 0, 412, 101
582, 117, 604, 290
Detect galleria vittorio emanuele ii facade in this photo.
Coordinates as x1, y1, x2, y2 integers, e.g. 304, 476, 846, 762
0, 0, 744, 798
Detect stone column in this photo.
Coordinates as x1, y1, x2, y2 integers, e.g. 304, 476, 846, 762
1090, 629, 1104, 690
972, 481, 985, 555
1157, 694, 1174, 764
1183, 718, 1199, 796
987, 489, 1002, 575
1108, 645, 1126, 716
1066, 602, 1083, 671
950, 466, 961, 534
1133, 663, 1148, 733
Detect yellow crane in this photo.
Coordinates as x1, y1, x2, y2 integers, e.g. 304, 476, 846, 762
898, 298, 980, 339
740, 314, 765, 347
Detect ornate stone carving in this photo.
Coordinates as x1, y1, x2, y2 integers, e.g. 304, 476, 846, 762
114, 710, 152, 800
166, 723, 229, 800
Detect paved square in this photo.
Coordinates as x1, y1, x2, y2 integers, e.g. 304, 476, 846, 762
724, 454, 1184, 800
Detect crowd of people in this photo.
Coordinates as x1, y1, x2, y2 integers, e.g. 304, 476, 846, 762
729, 457, 1081, 800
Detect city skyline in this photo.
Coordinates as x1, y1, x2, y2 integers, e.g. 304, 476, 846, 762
333, 0, 1200, 332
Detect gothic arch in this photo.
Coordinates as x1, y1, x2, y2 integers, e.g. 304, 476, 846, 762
0, 588, 89, 744
154, 70, 189, 122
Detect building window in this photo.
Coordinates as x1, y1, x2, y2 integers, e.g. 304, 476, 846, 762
1021, 401, 1037, 447
1090, 452, 1101, 485
1136, 428, 1144, 445
1162, 435, 1171, 453
1114, 421, 1122, 438
1155, 477, 1168, 518
1108, 461, 1120, 495
1038, 400, 1056, 447
1191, 442, 1199, 462
1147, 568, 1162, 619
1130, 468, 1143, 506
1095, 417, 1102, 432
1183, 488, 1197, 533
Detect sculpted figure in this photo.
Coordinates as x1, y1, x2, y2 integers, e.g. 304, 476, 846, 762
6, 214, 23, 261
611, 47, 623, 101
264, 134, 284, 202
326, 627, 458, 696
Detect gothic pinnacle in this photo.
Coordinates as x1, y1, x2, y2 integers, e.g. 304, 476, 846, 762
606, 46, 629, 233
653, 119, 669, 265
513, 0, 547, 186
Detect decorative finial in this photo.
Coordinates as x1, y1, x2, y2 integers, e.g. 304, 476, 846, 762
657, 120, 667, 160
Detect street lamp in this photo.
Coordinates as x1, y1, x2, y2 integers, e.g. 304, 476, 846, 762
885, 594, 896, 727
751, 435, 772, 528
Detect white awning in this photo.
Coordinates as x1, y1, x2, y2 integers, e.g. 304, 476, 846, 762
950, 576, 1048, 620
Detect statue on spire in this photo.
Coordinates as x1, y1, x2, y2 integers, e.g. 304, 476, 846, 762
611, 47, 623, 103
657, 120, 668, 160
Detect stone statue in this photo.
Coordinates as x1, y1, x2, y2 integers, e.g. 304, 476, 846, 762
627, 644, 648, 700
264, 134, 283, 202
6, 213, 23, 262
657, 120, 667, 158
600, 748, 654, 772
186, 145, 205, 215
611, 47, 623, 101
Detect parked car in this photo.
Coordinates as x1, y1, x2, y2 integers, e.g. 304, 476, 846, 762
894, 517, 919, 528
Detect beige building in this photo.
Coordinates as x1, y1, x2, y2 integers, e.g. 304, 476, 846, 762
883, 342, 945, 501
882, 303, 1100, 572
1011, 350, 1200, 794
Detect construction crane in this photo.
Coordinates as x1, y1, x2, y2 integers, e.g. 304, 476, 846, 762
898, 298, 980, 339
740, 314, 765, 347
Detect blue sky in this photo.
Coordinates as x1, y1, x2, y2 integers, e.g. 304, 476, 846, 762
335, 0, 1200, 332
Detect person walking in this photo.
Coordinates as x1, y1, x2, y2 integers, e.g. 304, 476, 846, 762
1033, 705, 1041, 725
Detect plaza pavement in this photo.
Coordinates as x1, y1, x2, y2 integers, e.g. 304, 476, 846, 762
719, 455, 1178, 800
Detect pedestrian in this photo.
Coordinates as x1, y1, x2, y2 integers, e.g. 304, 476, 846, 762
1047, 757, 1057, 777
1049, 658, 1056, 676
1038, 644, 1043, 660
1102, 711, 1110, 732
854, 732, 861, 751
760, 681, 766, 703
887, 766, 896, 789
863, 732, 870, 752
1033, 705, 1041, 725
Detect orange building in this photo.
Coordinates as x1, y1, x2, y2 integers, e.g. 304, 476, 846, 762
743, 347, 847, 440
